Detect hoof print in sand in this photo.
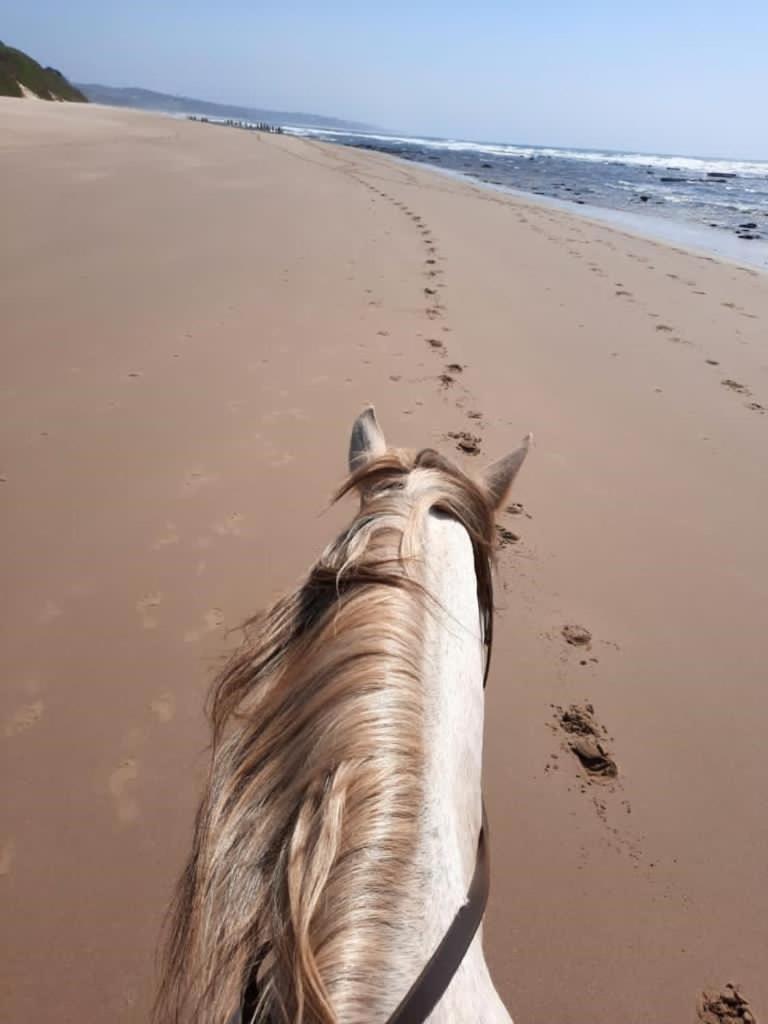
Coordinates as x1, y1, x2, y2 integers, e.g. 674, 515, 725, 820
506, 501, 532, 519
721, 378, 750, 395
447, 431, 481, 456
556, 704, 618, 780
562, 624, 592, 646
496, 525, 519, 548
698, 984, 757, 1024
570, 735, 618, 779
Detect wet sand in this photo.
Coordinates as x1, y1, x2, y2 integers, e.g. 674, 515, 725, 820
1, 98, 767, 1023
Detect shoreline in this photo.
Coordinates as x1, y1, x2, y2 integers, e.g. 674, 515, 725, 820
3, 100, 767, 1024
309, 140, 768, 275
424, 162, 768, 273
282, 123, 768, 274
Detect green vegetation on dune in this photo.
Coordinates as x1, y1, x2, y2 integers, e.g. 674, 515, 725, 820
0, 41, 87, 101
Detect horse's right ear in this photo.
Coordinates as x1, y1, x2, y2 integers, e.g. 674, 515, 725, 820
349, 406, 387, 472
477, 433, 531, 510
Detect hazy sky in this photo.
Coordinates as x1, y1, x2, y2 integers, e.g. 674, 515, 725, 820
3, 1, 767, 158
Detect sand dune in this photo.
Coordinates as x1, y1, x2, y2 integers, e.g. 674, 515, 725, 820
1, 98, 767, 1023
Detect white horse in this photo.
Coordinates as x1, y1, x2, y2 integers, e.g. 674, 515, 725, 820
156, 407, 529, 1024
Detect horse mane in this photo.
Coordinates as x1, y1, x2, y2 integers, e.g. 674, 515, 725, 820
154, 447, 497, 1024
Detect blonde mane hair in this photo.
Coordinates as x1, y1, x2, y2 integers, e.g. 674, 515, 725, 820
155, 446, 500, 1024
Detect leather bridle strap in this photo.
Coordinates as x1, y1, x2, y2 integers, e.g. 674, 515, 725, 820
383, 802, 489, 1024
230, 806, 489, 1024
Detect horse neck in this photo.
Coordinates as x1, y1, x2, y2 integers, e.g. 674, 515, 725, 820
420, 511, 485, 903
413, 511, 511, 1023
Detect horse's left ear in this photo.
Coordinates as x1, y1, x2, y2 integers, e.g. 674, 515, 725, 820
349, 405, 387, 472
477, 434, 531, 510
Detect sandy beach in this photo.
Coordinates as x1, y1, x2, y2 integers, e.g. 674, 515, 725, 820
2, 98, 767, 1023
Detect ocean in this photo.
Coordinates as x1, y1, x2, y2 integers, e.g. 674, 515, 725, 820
285, 126, 768, 271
